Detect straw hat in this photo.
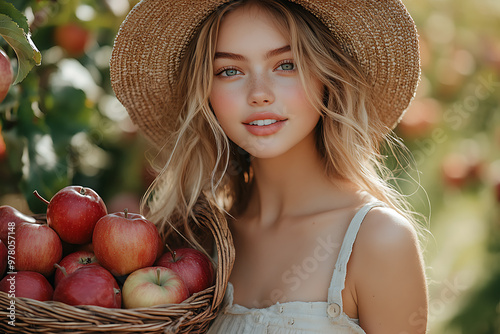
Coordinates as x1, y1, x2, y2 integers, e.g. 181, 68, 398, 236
110, 0, 420, 147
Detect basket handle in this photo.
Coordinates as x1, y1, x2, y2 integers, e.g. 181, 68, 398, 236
193, 198, 235, 310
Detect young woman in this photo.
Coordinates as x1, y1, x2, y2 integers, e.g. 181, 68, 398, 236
110, 0, 429, 332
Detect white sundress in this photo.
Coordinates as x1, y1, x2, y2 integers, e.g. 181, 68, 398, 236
207, 202, 385, 333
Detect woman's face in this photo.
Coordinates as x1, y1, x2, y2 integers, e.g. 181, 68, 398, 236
209, 4, 321, 159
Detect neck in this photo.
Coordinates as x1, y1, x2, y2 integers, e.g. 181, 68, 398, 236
243, 133, 353, 227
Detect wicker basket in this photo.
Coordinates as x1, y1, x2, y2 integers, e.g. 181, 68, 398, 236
0, 200, 235, 333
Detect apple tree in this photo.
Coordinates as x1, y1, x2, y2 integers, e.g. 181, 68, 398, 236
0, 0, 149, 214
393, 0, 500, 333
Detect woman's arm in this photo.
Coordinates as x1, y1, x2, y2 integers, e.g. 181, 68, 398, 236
352, 207, 428, 334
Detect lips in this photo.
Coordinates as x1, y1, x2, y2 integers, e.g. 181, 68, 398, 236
242, 112, 287, 125
242, 112, 287, 136
248, 119, 279, 126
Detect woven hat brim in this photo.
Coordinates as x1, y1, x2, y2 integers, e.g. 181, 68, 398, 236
110, 0, 420, 147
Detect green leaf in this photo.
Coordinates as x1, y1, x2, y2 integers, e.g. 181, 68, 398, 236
1, 71, 36, 173
3, 0, 32, 14
1, 125, 25, 173
21, 130, 70, 213
0, 13, 41, 84
15, 95, 70, 213
45, 86, 94, 155
0, 0, 29, 34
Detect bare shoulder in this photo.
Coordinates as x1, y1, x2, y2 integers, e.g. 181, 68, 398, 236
348, 206, 428, 334
351, 205, 424, 284
355, 206, 420, 256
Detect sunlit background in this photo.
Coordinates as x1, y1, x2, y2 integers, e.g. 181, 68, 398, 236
0, 0, 499, 332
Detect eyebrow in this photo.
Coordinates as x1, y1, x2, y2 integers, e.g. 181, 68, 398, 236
214, 45, 291, 61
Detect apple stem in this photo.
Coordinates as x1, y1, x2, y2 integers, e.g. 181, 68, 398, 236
124, 208, 128, 219
165, 243, 176, 262
80, 187, 86, 195
54, 263, 68, 277
156, 267, 161, 285
33, 190, 50, 205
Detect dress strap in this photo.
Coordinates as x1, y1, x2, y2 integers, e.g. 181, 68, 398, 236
326, 201, 386, 319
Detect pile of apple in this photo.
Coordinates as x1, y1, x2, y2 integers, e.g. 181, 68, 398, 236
0, 186, 214, 309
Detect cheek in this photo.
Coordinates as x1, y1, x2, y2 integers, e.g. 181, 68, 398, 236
285, 87, 308, 108
280, 81, 321, 122
209, 85, 239, 132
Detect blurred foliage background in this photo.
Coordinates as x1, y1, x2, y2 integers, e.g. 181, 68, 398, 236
0, 0, 499, 333
0, 0, 151, 216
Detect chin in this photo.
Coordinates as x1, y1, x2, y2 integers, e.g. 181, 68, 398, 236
247, 147, 291, 160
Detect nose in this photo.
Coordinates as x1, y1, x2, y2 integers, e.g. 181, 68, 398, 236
247, 75, 275, 106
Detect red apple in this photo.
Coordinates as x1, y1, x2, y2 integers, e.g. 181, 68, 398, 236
155, 247, 214, 295
122, 266, 189, 308
0, 49, 13, 103
54, 250, 98, 286
54, 23, 92, 57
53, 264, 121, 308
0, 205, 36, 245
0, 240, 7, 277
0, 271, 53, 301
93, 210, 161, 276
46, 186, 107, 244
15, 222, 63, 277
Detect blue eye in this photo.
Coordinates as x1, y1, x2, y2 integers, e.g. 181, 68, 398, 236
219, 68, 240, 77
277, 62, 295, 71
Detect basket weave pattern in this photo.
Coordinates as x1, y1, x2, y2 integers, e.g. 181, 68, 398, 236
0, 201, 235, 333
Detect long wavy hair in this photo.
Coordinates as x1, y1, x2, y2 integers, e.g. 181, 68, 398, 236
143, 0, 426, 253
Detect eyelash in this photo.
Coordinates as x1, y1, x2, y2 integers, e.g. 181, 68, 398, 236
216, 67, 241, 77
215, 59, 296, 77
275, 60, 296, 71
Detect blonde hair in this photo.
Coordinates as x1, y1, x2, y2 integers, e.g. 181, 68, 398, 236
143, 0, 426, 252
